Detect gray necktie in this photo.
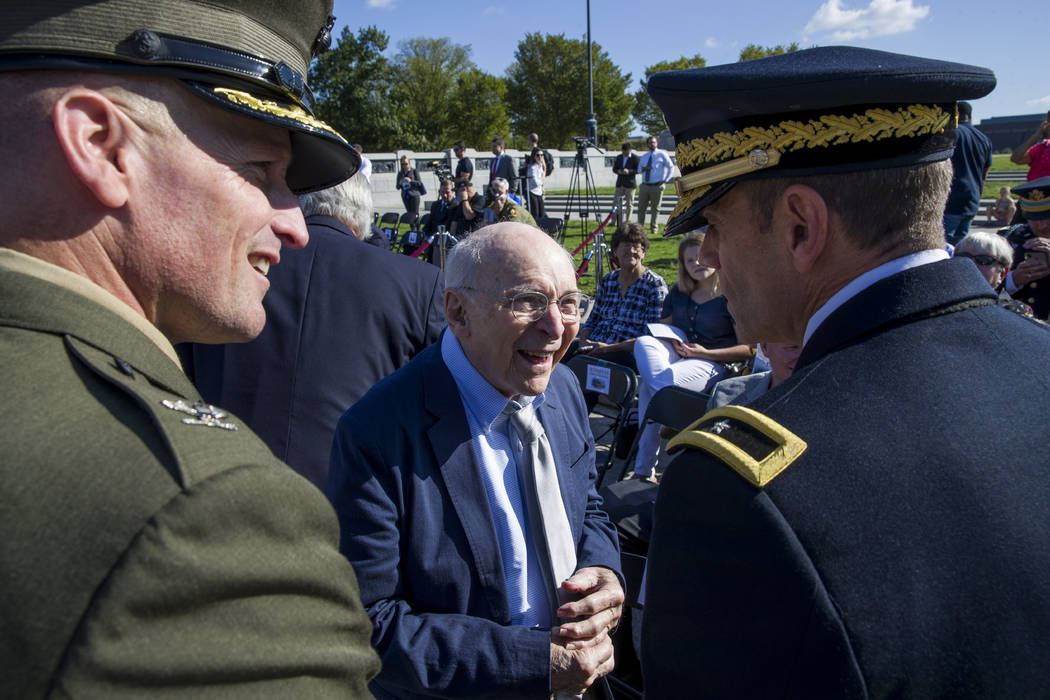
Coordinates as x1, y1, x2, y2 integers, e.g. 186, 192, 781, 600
508, 403, 577, 603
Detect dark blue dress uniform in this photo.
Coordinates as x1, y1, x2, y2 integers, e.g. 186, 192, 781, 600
639, 46, 1050, 697
1005, 177, 1050, 319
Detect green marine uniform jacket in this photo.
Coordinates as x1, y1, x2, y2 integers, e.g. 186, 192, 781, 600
0, 250, 380, 698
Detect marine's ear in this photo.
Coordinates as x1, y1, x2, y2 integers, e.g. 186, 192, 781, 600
51, 89, 131, 210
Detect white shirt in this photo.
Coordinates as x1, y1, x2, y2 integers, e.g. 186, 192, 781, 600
641, 149, 673, 185
357, 155, 372, 184
803, 249, 949, 347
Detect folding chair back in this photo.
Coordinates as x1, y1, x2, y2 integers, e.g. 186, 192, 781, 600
378, 211, 400, 245
565, 355, 637, 482
537, 216, 565, 243
620, 384, 710, 480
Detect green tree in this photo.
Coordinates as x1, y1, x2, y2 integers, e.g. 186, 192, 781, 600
391, 37, 474, 150
309, 25, 405, 150
447, 68, 510, 150
738, 43, 800, 61
632, 54, 707, 137
505, 33, 633, 149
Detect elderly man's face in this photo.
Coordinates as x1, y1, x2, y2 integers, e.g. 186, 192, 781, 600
453, 225, 579, 397
136, 100, 307, 343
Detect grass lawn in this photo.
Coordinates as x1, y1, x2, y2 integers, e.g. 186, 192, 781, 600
989, 153, 1020, 171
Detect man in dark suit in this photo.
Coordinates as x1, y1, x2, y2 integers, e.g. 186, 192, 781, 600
327, 223, 624, 699
612, 142, 639, 225
489, 136, 517, 194
425, 178, 457, 236
641, 46, 1050, 697
0, 1, 380, 696
184, 174, 445, 489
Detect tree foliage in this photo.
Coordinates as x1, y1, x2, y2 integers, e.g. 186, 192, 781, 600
309, 25, 405, 151
632, 54, 707, 137
505, 33, 633, 150
391, 37, 474, 150
738, 43, 800, 62
448, 68, 511, 150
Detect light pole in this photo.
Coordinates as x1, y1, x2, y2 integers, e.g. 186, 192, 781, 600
585, 0, 597, 143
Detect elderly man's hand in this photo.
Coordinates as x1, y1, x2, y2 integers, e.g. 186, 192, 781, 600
554, 566, 624, 649
549, 632, 615, 696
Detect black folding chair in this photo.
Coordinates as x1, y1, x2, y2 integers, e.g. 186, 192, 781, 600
536, 216, 564, 243
621, 384, 711, 481
566, 355, 637, 482
378, 212, 400, 246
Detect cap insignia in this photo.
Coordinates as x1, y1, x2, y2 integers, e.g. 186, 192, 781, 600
1030, 189, 1046, 202
675, 104, 951, 171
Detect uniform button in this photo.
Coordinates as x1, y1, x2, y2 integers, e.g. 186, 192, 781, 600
1028, 297, 1036, 304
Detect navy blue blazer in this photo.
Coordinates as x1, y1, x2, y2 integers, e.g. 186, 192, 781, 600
642, 258, 1050, 698
182, 215, 445, 489
327, 342, 622, 699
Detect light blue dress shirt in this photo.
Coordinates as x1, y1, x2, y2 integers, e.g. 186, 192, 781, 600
441, 331, 553, 628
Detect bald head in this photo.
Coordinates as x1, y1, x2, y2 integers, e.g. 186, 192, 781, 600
445, 223, 572, 291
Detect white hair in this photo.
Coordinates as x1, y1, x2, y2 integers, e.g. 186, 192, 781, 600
297, 174, 372, 239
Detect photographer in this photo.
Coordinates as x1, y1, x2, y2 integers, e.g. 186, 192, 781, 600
449, 180, 485, 236
483, 177, 536, 227
1003, 177, 1050, 319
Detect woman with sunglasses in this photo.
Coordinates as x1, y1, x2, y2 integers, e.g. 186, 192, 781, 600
954, 231, 1035, 318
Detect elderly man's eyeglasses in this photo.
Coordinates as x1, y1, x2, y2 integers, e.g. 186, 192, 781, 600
955, 252, 1006, 267
465, 289, 592, 323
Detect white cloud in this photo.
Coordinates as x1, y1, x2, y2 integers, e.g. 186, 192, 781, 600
1027, 95, 1050, 108
804, 0, 929, 40
367, 0, 394, 8
482, 5, 505, 15
705, 37, 719, 48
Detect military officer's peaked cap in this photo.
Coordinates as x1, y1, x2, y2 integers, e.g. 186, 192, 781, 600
0, 0, 355, 193
1012, 176, 1050, 221
648, 46, 996, 235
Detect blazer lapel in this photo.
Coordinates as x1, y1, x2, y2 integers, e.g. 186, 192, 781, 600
423, 351, 510, 622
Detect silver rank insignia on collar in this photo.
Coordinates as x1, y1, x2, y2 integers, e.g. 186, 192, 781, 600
161, 399, 238, 431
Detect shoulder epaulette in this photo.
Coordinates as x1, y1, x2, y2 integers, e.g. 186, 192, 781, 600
666, 405, 806, 488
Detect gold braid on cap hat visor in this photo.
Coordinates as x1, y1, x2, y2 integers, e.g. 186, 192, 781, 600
214, 88, 347, 143
1020, 189, 1050, 213
669, 104, 952, 222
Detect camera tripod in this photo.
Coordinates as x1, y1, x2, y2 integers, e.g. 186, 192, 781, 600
562, 138, 604, 243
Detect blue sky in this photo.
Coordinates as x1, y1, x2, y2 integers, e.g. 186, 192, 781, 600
332, 0, 1046, 128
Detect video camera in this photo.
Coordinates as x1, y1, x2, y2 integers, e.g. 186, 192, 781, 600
572, 136, 603, 154
429, 159, 452, 181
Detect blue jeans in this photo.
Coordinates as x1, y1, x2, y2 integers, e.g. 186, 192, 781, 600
943, 213, 974, 243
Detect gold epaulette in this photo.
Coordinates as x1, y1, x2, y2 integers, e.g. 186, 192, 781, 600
666, 405, 806, 488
